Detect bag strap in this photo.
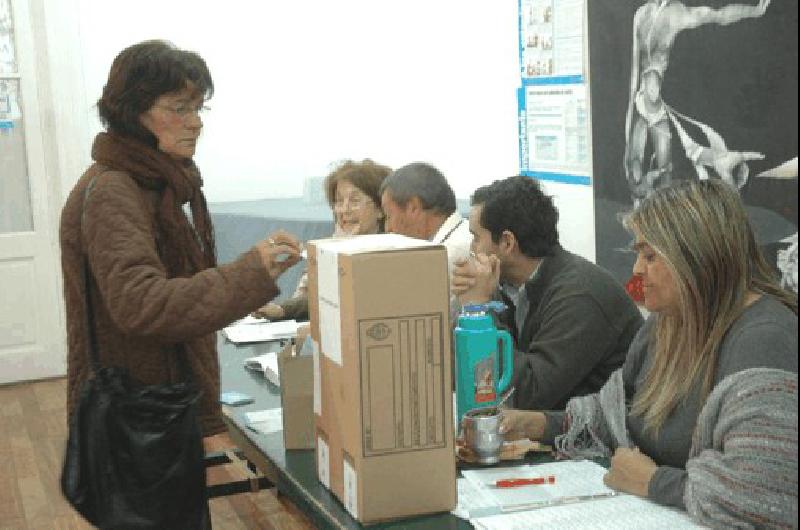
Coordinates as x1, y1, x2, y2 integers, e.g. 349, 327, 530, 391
81, 173, 193, 382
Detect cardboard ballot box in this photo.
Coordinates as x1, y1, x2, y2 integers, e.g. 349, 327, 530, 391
307, 234, 456, 524
277, 341, 315, 450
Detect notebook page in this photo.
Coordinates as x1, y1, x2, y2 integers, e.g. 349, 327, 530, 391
461, 460, 615, 509
471, 493, 704, 529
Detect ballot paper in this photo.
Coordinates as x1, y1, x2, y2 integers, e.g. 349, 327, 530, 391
460, 460, 616, 514
234, 314, 269, 326
454, 460, 702, 528
245, 408, 283, 435
470, 494, 704, 529
223, 318, 305, 344
452, 478, 498, 520
243, 352, 280, 386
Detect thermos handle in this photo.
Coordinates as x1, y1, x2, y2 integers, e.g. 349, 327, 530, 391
496, 329, 514, 394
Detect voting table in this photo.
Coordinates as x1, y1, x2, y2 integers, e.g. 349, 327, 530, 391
217, 334, 632, 529
219, 334, 477, 529
216, 334, 632, 528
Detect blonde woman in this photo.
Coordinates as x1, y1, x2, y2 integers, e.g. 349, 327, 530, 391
500, 179, 797, 527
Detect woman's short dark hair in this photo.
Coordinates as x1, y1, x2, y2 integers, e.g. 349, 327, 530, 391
97, 40, 213, 147
471, 176, 559, 258
324, 159, 392, 228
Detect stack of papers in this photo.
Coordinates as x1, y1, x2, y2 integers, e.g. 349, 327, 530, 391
470, 494, 704, 529
245, 408, 283, 435
243, 352, 280, 387
454, 460, 703, 529
223, 317, 305, 344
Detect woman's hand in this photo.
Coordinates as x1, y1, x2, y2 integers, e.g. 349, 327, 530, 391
256, 230, 302, 280
251, 302, 286, 321
603, 447, 657, 498
497, 409, 546, 441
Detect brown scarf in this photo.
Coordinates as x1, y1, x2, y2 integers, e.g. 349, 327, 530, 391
91, 132, 216, 277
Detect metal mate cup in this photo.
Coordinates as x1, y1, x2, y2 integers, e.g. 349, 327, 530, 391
462, 406, 504, 465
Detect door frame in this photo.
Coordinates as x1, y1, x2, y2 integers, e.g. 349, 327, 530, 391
0, 0, 90, 384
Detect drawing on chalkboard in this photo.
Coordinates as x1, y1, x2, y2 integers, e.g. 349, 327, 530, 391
624, 0, 771, 205
588, 0, 798, 293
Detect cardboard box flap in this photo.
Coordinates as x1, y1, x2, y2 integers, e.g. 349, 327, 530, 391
312, 233, 443, 255
313, 234, 447, 368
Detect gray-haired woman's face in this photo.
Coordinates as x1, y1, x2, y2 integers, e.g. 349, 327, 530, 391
332, 179, 383, 235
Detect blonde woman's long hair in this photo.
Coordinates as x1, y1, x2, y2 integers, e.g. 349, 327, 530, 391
624, 179, 797, 434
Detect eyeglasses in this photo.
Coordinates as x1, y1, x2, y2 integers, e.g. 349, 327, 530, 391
333, 195, 369, 212
155, 103, 210, 118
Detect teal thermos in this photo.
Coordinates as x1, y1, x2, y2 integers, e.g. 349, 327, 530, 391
454, 303, 514, 424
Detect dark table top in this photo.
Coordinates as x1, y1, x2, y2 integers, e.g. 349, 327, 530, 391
217, 334, 578, 529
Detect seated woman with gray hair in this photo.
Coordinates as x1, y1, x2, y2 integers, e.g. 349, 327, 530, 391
500, 179, 798, 528
253, 159, 390, 321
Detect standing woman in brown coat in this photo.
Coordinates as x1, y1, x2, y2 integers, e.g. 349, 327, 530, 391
59, 39, 300, 517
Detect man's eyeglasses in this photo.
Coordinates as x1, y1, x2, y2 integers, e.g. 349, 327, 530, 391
156, 103, 210, 118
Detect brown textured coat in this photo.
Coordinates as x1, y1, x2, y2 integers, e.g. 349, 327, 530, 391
60, 164, 278, 435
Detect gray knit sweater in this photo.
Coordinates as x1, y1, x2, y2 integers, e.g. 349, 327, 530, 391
684, 368, 797, 528
544, 296, 798, 527
552, 368, 798, 529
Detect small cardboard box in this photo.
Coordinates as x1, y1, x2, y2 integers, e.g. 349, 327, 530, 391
277, 342, 315, 450
307, 234, 456, 524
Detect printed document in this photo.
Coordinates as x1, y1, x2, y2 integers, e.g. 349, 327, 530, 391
223, 318, 305, 344
471, 494, 704, 529
454, 460, 703, 528
245, 408, 283, 435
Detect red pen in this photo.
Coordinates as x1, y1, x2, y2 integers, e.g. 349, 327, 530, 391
495, 475, 556, 488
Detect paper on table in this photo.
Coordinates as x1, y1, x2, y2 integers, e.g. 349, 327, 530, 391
245, 408, 283, 435
470, 494, 704, 529
457, 460, 703, 529
235, 314, 269, 325
243, 351, 280, 387
223, 319, 305, 344
452, 478, 498, 520
461, 460, 616, 513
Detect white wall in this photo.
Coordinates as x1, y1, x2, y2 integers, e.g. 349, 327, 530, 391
77, 0, 521, 200
541, 180, 595, 262
71, 0, 596, 260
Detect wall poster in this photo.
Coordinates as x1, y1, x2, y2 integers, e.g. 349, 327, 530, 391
0, 0, 17, 74
518, 77, 590, 185
518, 0, 591, 186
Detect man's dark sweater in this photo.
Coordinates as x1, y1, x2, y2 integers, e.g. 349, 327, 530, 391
500, 245, 643, 410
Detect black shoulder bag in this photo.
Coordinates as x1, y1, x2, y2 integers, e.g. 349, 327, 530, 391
60, 178, 207, 529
